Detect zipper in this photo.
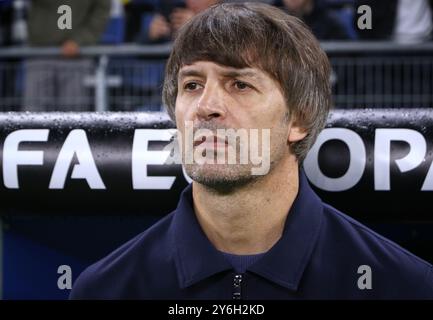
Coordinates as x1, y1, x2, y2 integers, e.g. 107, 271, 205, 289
233, 274, 243, 300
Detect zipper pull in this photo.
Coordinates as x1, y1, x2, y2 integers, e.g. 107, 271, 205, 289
233, 274, 243, 300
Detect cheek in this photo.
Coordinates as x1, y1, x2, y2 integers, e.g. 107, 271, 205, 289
268, 92, 288, 124
174, 102, 186, 130
175, 96, 190, 116
175, 95, 197, 121
252, 100, 287, 129
261, 102, 289, 141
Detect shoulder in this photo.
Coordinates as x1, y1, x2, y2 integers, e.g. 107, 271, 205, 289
69, 213, 175, 299
318, 204, 433, 298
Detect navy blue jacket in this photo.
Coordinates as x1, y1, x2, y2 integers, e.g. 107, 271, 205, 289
70, 172, 433, 299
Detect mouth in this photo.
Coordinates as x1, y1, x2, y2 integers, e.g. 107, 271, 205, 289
193, 135, 229, 148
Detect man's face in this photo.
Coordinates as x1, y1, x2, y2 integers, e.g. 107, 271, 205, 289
175, 61, 301, 190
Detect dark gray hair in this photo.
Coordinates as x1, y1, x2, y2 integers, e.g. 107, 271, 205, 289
162, 2, 332, 162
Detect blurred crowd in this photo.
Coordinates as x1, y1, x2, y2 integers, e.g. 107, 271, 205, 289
1, 0, 431, 48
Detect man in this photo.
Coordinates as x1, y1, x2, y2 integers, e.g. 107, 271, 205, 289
70, 3, 433, 299
24, 0, 110, 111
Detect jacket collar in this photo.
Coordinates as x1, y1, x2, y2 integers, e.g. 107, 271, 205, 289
171, 170, 324, 291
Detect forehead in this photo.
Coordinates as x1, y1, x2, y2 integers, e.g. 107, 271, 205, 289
178, 61, 269, 82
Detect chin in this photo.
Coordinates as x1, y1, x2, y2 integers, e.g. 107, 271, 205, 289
185, 164, 259, 192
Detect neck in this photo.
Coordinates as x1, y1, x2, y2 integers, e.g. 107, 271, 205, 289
192, 156, 300, 255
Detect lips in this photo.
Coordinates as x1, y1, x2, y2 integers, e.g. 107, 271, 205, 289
193, 135, 229, 147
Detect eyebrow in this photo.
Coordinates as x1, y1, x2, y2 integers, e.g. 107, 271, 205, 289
178, 69, 205, 81
178, 68, 261, 81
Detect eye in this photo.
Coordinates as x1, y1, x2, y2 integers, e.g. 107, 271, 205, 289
183, 82, 201, 91
233, 80, 251, 91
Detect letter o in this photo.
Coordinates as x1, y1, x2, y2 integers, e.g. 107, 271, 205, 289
303, 128, 366, 191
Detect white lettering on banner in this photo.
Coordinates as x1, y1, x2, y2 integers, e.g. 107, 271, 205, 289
422, 160, 433, 191
303, 127, 433, 192
374, 129, 426, 191
2, 128, 433, 191
132, 129, 176, 190
3, 129, 49, 188
303, 128, 366, 191
49, 129, 105, 189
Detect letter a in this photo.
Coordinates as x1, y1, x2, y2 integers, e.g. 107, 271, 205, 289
57, 5, 72, 30
357, 265, 372, 290
357, 5, 372, 30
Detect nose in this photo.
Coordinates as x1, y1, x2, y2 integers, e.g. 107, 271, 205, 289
195, 83, 227, 122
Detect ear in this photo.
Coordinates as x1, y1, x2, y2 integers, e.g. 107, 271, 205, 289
288, 123, 308, 143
